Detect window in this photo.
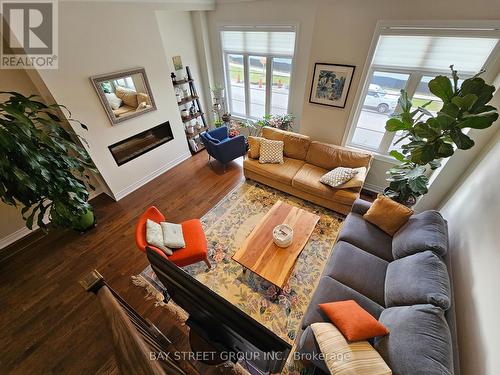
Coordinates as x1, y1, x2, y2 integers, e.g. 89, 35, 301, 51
346, 25, 500, 156
113, 77, 135, 90
221, 27, 296, 119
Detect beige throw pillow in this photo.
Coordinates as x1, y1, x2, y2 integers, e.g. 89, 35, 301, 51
259, 139, 284, 164
311, 322, 392, 375
146, 219, 173, 256
320, 167, 358, 188
115, 86, 138, 108
336, 167, 367, 189
248, 136, 264, 159
160, 222, 185, 249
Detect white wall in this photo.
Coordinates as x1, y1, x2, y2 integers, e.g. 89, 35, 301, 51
37, 2, 199, 200
156, 10, 208, 121
0, 69, 41, 247
440, 128, 500, 375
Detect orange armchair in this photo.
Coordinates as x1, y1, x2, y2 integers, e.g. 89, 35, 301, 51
135, 206, 210, 269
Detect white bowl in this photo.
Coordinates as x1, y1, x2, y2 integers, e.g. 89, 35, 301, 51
273, 224, 294, 248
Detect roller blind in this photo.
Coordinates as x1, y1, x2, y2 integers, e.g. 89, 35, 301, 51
373, 35, 499, 73
221, 30, 296, 55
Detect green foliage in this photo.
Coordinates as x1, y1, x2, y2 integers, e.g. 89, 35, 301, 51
0, 92, 97, 231
255, 113, 295, 131
385, 66, 498, 205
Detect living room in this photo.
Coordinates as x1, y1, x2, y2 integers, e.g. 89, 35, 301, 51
1, 0, 499, 374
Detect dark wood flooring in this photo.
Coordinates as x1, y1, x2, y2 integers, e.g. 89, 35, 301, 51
0, 151, 244, 375
0, 152, 371, 374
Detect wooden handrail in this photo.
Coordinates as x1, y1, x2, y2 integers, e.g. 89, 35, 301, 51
97, 285, 168, 375
80, 270, 199, 375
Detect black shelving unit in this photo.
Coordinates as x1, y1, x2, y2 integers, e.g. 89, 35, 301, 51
172, 66, 208, 155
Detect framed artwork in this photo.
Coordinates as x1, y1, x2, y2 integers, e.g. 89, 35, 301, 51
172, 55, 183, 71
309, 63, 355, 108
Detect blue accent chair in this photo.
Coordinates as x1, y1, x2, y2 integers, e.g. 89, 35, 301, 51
200, 126, 246, 170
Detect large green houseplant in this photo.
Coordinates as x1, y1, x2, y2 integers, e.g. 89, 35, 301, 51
384, 66, 498, 205
0, 92, 97, 231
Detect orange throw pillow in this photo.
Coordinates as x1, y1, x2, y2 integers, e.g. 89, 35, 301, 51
363, 194, 413, 236
319, 300, 389, 341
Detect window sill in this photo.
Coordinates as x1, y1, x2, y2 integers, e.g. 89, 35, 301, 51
344, 144, 398, 164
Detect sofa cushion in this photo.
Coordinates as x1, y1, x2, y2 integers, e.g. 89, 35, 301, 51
319, 300, 389, 341
386, 250, 451, 310
259, 139, 284, 164
337, 213, 393, 262
137, 92, 150, 106
363, 195, 414, 236
320, 167, 359, 188
243, 157, 304, 185
247, 136, 264, 158
115, 86, 138, 107
292, 164, 358, 205
392, 211, 448, 259
306, 141, 372, 170
311, 322, 392, 375
335, 167, 367, 189
301, 276, 384, 329
374, 304, 453, 375
261, 126, 311, 160
324, 241, 388, 306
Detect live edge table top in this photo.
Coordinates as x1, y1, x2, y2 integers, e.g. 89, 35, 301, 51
232, 200, 320, 289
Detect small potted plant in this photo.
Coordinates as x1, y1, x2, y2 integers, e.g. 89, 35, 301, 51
211, 84, 225, 100
256, 114, 295, 132
0, 92, 98, 232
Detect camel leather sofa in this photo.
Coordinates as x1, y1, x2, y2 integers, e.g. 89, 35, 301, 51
243, 127, 373, 215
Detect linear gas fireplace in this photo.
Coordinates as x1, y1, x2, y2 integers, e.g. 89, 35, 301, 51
109, 121, 174, 166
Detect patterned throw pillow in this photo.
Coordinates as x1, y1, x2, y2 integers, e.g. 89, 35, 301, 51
310, 322, 392, 375
259, 139, 284, 164
146, 219, 173, 256
320, 167, 358, 188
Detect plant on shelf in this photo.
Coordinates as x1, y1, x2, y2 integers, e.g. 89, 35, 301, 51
256, 113, 295, 132
0, 92, 98, 232
384, 66, 498, 206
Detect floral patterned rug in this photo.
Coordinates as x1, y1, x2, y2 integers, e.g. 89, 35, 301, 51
133, 181, 343, 344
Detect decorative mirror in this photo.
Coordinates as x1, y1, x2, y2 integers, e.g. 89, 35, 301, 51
91, 67, 157, 125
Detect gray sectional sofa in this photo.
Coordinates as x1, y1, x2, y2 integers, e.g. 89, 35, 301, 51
297, 199, 460, 375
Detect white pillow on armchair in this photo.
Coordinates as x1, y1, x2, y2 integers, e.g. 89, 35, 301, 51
146, 219, 172, 256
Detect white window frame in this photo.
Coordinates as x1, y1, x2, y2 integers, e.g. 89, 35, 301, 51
219, 25, 297, 121
343, 20, 500, 161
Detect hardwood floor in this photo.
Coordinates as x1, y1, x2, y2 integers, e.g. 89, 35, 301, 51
0, 151, 244, 375
0, 152, 371, 374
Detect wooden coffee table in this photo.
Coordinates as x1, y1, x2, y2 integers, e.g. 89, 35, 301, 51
232, 200, 320, 289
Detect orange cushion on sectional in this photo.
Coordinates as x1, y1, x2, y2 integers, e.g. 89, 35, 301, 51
319, 300, 389, 341
363, 194, 413, 236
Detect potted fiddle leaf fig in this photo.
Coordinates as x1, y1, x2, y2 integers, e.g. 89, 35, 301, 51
0, 92, 98, 232
384, 66, 498, 206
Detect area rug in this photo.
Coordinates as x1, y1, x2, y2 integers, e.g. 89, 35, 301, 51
132, 181, 343, 372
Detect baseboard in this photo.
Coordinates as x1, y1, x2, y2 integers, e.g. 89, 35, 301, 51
113, 153, 191, 201
0, 226, 35, 250
363, 182, 384, 194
